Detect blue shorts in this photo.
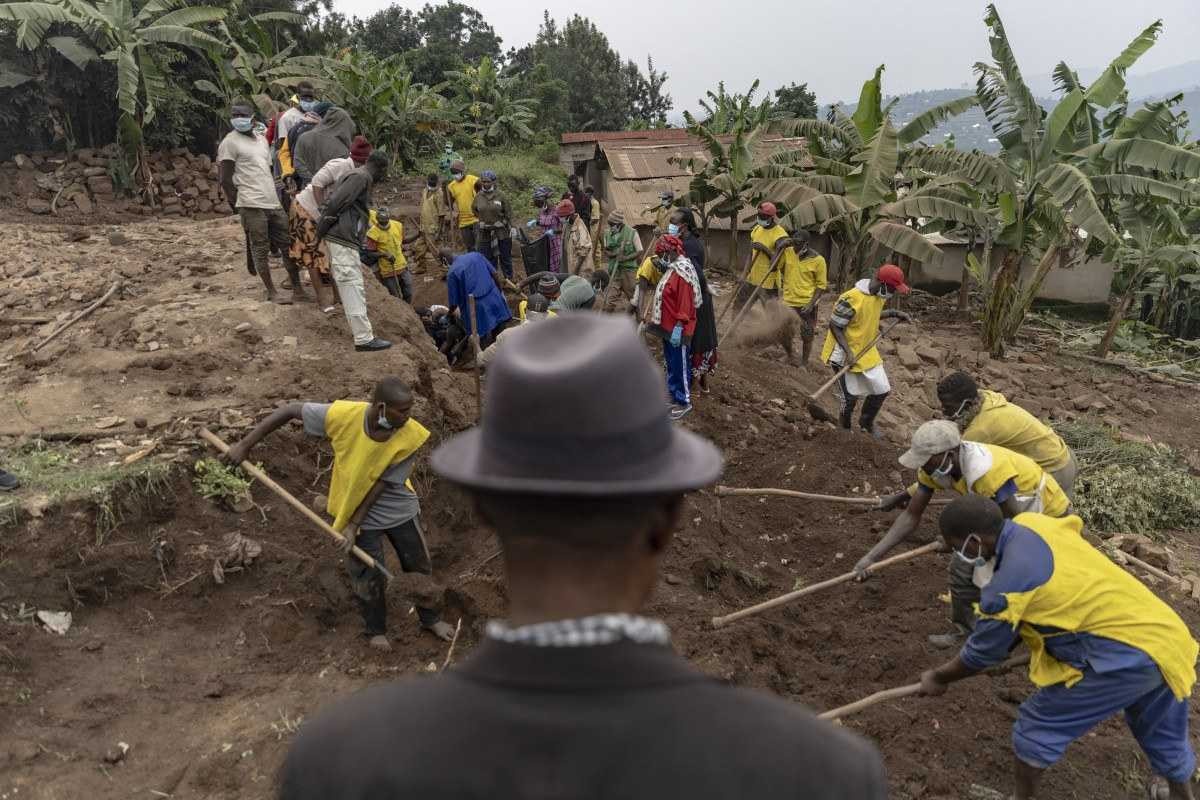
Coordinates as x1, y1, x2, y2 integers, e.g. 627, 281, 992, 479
1013, 663, 1195, 782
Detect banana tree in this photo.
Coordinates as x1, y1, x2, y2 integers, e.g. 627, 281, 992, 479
912, 6, 1180, 355
697, 80, 773, 134
772, 66, 986, 286
195, 9, 329, 122
445, 56, 536, 146
323, 50, 449, 169
674, 109, 766, 270
0, 0, 226, 202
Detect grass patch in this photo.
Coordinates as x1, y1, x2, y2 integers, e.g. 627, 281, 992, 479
1059, 420, 1200, 536
3, 440, 173, 545
415, 145, 567, 225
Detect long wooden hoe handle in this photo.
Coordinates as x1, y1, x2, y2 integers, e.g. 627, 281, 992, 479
711, 540, 941, 629
199, 428, 394, 581
817, 653, 1032, 721
714, 486, 952, 507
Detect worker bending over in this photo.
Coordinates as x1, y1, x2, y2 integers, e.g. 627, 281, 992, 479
862, 420, 1070, 647
920, 495, 1196, 800
938, 371, 1078, 499
224, 379, 456, 649
820, 264, 912, 438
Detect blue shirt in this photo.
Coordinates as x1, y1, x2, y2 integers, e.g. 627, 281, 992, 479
960, 520, 1154, 674
447, 252, 512, 337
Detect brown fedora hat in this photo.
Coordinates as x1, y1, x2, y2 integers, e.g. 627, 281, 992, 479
431, 314, 723, 495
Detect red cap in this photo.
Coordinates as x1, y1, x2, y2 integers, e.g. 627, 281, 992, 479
758, 201, 778, 218
877, 264, 911, 294
556, 199, 575, 218
350, 135, 373, 164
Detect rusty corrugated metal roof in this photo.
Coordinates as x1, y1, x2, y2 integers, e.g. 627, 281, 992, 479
599, 135, 809, 180
560, 129, 691, 145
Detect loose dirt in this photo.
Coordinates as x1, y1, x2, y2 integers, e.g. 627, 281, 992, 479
3, 204, 1200, 800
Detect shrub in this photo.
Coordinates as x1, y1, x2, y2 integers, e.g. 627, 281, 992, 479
1059, 421, 1200, 536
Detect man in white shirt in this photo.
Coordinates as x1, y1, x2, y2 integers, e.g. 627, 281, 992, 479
218, 102, 305, 305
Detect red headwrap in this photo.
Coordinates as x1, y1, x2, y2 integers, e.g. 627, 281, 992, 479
350, 135, 373, 165
655, 235, 685, 256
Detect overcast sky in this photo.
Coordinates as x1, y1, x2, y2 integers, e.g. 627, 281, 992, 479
332, 0, 1200, 111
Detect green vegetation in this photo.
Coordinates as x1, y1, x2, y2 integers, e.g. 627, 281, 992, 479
3, 441, 172, 543
192, 457, 253, 504
1059, 420, 1200, 535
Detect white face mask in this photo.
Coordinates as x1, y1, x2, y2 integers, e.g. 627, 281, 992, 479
972, 557, 997, 588
878, 285, 894, 300
931, 452, 955, 487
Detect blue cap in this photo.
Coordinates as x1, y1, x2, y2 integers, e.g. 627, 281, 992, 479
481, 170, 497, 181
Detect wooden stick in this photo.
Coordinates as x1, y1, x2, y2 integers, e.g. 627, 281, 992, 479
716, 242, 780, 328
819, 683, 922, 720
715, 486, 952, 507
31, 281, 121, 352
818, 653, 1031, 720
458, 548, 502, 580
1, 316, 53, 325
467, 295, 483, 421
722, 240, 792, 340
441, 617, 463, 671
712, 541, 941, 628
198, 428, 394, 581
1123, 552, 1186, 587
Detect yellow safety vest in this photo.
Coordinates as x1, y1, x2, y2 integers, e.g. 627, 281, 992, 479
820, 282, 885, 372
747, 224, 789, 289
324, 401, 429, 531
983, 513, 1198, 700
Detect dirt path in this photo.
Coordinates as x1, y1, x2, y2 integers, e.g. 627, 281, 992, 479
3, 214, 1200, 799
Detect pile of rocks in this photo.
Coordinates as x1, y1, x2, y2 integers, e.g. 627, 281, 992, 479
3, 146, 231, 219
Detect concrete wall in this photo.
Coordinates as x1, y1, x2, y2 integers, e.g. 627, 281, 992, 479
910, 244, 1115, 304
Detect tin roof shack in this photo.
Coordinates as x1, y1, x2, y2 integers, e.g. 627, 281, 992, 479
559, 130, 808, 271
910, 233, 1115, 305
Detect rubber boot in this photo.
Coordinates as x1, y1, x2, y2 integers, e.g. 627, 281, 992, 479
859, 392, 889, 439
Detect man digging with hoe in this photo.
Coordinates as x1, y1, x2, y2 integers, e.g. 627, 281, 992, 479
277, 315, 887, 800
224, 378, 456, 648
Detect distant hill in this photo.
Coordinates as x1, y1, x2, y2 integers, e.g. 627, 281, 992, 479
827, 79, 1199, 156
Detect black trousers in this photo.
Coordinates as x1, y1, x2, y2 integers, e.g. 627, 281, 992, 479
347, 518, 440, 636
477, 232, 514, 280
830, 365, 889, 431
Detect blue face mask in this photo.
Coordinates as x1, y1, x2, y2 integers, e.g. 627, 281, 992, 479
299, 99, 315, 112
231, 117, 254, 133
667, 223, 680, 236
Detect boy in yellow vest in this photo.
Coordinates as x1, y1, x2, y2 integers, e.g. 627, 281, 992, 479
820, 263, 911, 437
919, 495, 1197, 800
223, 378, 456, 649
779, 230, 827, 367
365, 208, 412, 303
735, 201, 790, 309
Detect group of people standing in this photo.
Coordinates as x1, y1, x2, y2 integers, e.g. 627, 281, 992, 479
218, 86, 398, 353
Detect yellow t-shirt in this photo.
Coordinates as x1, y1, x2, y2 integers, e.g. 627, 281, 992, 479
915, 441, 1069, 517
366, 211, 406, 276
819, 279, 885, 372
962, 390, 1071, 472
323, 401, 429, 531
747, 224, 790, 289
781, 253, 828, 308
636, 256, 662, 286
447, 174, 480, 228
983, 512, 1197, 701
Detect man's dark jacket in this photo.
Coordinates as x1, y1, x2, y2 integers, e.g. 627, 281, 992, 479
316, 168, 373, 249
277, 638, 888, 799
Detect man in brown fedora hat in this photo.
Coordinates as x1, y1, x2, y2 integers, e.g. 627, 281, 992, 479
277, 315, 887, 800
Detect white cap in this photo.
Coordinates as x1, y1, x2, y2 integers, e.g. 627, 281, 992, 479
899, 420, 962, 470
